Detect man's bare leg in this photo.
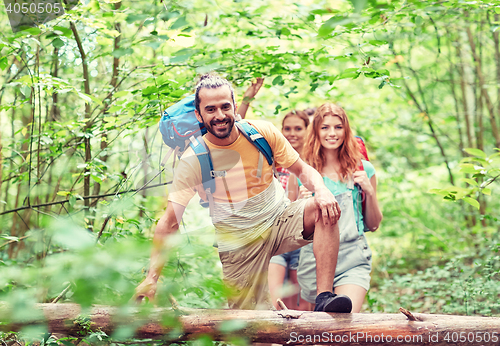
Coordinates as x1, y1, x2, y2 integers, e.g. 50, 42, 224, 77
302, 199, 352, 312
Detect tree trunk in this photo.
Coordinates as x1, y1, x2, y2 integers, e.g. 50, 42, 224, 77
493, 14, 500, 139
455, 38, 474, 149
92, 2, 121, 208
446, 32, 464, 154
466, 25, 500, 148
70, 21, 92, 223
50, 47, 60, 122
3, 304, 500, 345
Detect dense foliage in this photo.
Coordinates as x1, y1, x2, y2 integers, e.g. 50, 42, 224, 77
0, 0, 499, 344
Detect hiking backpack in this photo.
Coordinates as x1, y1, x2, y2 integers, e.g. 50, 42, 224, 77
159, 95, 275, 214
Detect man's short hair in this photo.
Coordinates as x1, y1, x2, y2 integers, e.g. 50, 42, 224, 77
194, 74, 236, 113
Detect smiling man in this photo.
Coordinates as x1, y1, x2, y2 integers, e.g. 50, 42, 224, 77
135, 74, 352, 312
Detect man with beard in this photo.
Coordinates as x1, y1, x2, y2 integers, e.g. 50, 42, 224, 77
135, 74, 352, 312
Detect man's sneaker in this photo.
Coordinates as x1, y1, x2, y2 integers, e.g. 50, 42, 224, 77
314, 292, 352, 313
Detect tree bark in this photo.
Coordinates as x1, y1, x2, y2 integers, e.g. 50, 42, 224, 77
494, 14, 500, 140
455, 38, 474, 149
2, 304, 500, 345
446, 30, 464, 154
92, 1, 121, 206
50, 47, 60, 122
70, 21, 92, 220
466, 26, 500, 148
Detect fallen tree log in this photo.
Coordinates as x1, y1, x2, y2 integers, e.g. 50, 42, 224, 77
2, 303, 500, 345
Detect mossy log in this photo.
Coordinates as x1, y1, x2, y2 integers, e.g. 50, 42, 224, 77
2, 303, 500, 345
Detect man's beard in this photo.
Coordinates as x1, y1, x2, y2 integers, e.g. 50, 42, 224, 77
204, 116, 235, 139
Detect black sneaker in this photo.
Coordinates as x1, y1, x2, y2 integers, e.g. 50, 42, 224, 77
314, 292, 352, 313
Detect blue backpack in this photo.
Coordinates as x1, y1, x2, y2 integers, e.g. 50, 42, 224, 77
159, 95, 275, 213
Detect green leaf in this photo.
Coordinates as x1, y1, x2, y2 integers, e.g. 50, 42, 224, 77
126, 14, 149, 24
459, 164, 481, 174
464, 148, 487, 158
1, 235, 19, 241
111, 48, 134, 58
53, 26, 72, 38
113, 91, 130, 98
69, 195, 76, 207
428, 188, 451, 197
91, 174, 102, 183
481, 188, 491, 196
318, 16, 354, 37
281, 27, 291, 36
460, 178, 478, 186
495, 7, 500, 14
463, 197, 480, 210
78, 92, 102, 105
20, 27, 42, 36
339, 67, 360, 79
171, 16, 188, 30
349, 0, 367, 13
170, 53, 193, 63
369, 40, 387, 46
142, 85, 158, 96
107, 106, 122, 113
272, 75, 284, 86
274, 104, 282, 115
311, 9, 335, 15
145, 41, 161, 50
52, 37, 65, 49
0, 57, 8, 70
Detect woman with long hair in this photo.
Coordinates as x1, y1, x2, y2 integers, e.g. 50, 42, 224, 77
289, 103, 383, 312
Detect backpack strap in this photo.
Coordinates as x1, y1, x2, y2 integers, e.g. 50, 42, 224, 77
354, 161, 368, 234
355, 136, 369, 163
235, 121, 277, 178
235, 122, 273, 165
189, 135, 224, 216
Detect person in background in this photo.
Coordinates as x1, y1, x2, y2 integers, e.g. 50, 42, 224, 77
268, 110, 311, 310
289, 103, 383, 313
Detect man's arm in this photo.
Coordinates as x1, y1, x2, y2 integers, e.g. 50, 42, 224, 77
135, 201, 186, 302
287, 158, 340, 225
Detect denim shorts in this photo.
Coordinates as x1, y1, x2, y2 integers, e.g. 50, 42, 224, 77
269, 248, 301, 270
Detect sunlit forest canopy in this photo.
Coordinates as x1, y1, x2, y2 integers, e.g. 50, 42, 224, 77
0, 0, 500, 343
